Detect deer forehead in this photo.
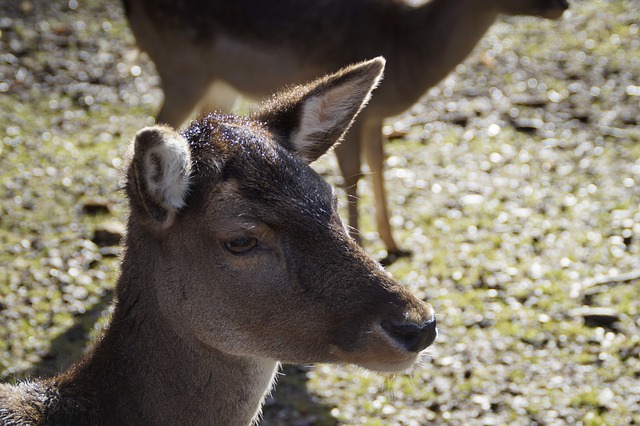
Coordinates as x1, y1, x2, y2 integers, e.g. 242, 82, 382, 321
183, 114, 267, 163
209, 174, 336, 233
182, 116, 336, 226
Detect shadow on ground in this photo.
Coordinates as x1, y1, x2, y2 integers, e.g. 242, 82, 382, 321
24, 289, 113, 379
262, 365, 339, 426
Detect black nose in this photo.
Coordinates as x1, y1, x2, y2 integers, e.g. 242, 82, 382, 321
381, 317, 438, 353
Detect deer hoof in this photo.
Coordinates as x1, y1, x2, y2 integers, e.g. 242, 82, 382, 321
380, 249, 412, 266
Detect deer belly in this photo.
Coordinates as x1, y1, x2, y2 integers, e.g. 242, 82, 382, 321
211, 34, 320, 99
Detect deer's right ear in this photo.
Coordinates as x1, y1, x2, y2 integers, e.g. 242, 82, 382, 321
128, 125, 192, 229
258, 57, 385, 163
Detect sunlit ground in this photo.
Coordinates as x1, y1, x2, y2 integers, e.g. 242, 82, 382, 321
1, 1, 639, 425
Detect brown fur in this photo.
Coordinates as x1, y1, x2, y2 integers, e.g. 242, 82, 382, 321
0, 58, 437, 425
122, 0, 568, 257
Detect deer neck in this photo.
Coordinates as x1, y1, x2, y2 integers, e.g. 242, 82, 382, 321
57, 235, 278, 426
389, 0, 500, 104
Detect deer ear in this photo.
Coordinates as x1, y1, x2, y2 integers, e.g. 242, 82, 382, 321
257, 57, 385, 163
128, 125, 192, 228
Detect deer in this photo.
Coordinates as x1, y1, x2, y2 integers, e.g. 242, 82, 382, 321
0, 58, 438, 425
122, 0, 569, 262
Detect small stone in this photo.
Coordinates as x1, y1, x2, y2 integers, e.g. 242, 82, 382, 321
573, 307, 621, 328
92, 221, 125, 247
99, 246, 121, 257
510, 117, 543, 134
82, 200, 111, 215
20, 1, 34, 14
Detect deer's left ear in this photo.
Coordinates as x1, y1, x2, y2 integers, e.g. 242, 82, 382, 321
257, 57, 385, 163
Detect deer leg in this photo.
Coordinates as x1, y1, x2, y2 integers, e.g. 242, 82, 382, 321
362, 120, 409, 261
157, 87, 206, 128
155, 67, 213, 128
334, 124, 363, 244
198, 80, 242, 115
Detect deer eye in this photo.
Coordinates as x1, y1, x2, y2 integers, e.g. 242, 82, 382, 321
224, 236, 258, 254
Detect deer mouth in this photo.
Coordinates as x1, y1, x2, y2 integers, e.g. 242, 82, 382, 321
328, 342, 420, 373
328, 318, 437, 373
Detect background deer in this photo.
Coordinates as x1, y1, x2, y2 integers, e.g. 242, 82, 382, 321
0, 58, 437, 425
122, 0, 569, 261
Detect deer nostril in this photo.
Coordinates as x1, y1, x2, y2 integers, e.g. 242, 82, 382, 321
381, 317, 437, 353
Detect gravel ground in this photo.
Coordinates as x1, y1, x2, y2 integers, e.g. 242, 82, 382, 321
1, 0, 639, 425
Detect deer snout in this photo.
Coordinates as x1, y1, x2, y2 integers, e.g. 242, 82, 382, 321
380, 316, 437, 353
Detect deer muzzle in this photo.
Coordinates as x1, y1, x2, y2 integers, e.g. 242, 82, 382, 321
380, 316, 438, 353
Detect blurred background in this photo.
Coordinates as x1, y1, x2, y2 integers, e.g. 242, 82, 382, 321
0, 0, 638, 424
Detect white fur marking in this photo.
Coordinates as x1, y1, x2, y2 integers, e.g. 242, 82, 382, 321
143, 133, 192, 210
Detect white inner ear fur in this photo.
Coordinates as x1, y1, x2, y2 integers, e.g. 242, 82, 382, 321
291, 80, 376, 162
142, 132, 192, 211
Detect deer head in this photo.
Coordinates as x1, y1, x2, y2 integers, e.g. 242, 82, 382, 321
126, 57, 437, 373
